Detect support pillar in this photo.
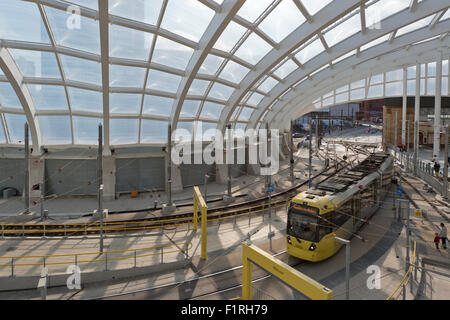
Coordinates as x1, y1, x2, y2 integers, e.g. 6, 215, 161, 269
102, 155, 116, 202
434, 52, 443, 160
413, 63, 420, 174
402, 67, 407, 146
30, 156, 45, 204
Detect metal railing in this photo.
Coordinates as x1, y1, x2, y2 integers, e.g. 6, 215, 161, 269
386, 241, 417, 300
0, 241, 192, 277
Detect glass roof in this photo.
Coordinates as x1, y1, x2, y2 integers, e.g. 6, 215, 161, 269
0, 0, 448, 149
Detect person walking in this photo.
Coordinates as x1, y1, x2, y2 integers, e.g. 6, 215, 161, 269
439, 223, 447, 250
434, 233, 441, 250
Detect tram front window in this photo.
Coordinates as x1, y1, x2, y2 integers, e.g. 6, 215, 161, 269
287, 207, 319, 242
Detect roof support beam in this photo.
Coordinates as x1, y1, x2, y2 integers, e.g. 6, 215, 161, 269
170, 0, 246, 129
217, 0, 370, 134
270, 39, 450, 129
0, 48, 42, 153
248, 0, 450, 130
98, 0, 110, 154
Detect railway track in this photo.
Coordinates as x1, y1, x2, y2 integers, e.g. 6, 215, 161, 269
0, 159, 352, 238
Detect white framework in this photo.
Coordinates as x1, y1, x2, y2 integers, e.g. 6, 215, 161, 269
0, 0, 448, 152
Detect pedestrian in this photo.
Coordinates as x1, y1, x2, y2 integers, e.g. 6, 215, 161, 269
434, 233, 440, 250
439, 223, 447, 249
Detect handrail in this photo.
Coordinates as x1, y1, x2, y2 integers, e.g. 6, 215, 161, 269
0, 241, 192, 268
386, 241, 416, 300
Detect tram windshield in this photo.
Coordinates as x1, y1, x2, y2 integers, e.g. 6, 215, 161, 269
287, 204, 320, 242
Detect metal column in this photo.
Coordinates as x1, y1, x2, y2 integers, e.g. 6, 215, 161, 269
227, 124, 232, 198
402, 67, 407, 145
414, 63, 421, 175
315, 115, 319, 151
308, 117, 312, 187
97, 124, 104, 253
290, 120, 294, 183
167, 123, 173, 206
394, 112, 398, 149
24, 122, 30, 215
434, 52, 443, 160
335, 237, 350, 300
443, 126, 449, 200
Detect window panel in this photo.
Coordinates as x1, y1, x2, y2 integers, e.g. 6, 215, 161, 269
247, 92, 264, 106
219, 60, 250, 84
442, 77, 448, 96
385, 81, 403, 96
109, 24, 153, 61
427, 62, 436, 77
365, 0, 410, 29
45, 6, 100, 54
273, 59, 298, 79
386, 69, 403, 82
0, 83, 22, 109
0, 0, 49, 43
109, 0, 162, 25
199, 55, 225, 75
60, 55, 102, 85
335, 92, 348, 103
69, 88, 102, 113
110, 118, 139, 144
259, 0, 306, 43
258, 76, 278, 93
396, 15, 433, 38
28, 85, 68, 111
350, 88, 365, 100
174, 121, 194, 142
407, 79, 416, 95
295, 38, 325, 65
69, 0, 98, 10
180, 100, 200, 117
110, 93, 141, 114
146, 69, 182, 93
9, 50, 60, 78
195, 121, 218, 141
234, 33, 272, 65
360, 34, 389, 51
209, 82, 234, 101
407, 66, 417, 79
214, 21, 247, 52
38, 116, 72, 145
142, 95, 173, 117
161, 0, 215, 42
238, 107, 254, 121
141, 119, 168, 143
73, 116, 102, 145
188, 79, 210, 96
237, 0, 273, 23
351, 79, 365, 89
200, 102, 223, 119
370, 74, 384, 85
427, 78, 435, 95
301, 0, 333, 16
0, 120, 5, 143
368, 85, 383, 98
443, 60, 449, 76
110, 64, 146, 87
5, 114, 28, 144
152, 36, 194, 70
324, 11, 360, 47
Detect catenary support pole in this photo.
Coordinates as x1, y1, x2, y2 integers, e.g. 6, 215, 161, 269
24, 122, 30, 215
308, 117, 312, 187
443, 125, 449, 200
434, 52, 443, 160
290, 120, 295, 183
227, 124, 232, 198
167, 123, 173, 206
98, 124, 104, 253
414, 63, 420, 175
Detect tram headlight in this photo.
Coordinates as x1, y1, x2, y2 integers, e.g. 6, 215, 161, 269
287, 236, 292, 244
309, 243, 317, 251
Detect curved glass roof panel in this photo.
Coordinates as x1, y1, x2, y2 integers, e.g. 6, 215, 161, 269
234, 33, 272, 65
4, 113, 27, 144
301, 0, 333, 16
141, 119, 168, 143
68, 88, 102, 113
9, 49, 60, 79
219, 60, 250, 84
295, 38, 325, 65
152, 36, 194, 70
324, 10, 361, 48
366, 0, 410, 29
0, 121, 6, 144
69, 0, 98, 10
213, 21, 247, 52
109, 0, 162, 25
142, 95, 173, 117
188, 79, 211, 96
161, 0, 215, 43
110, 64, 146, 87
38, 115, 72, 145
45, 5, 100, 54
209, 82, 234, 101
109, 24, 153, 60
180, 100, 201, 118
60, 55, 102, 85
110, 118, 139, 145
237, 0, 273, 23
273, 59, 298, 79
146, 69, 182, 93
110, 93, 141, 114
258, 76, 279, 93
28, 85, 68, 111
258, 0, 306, 43
199, 55, 225, 75
0, 0, 50, 44
73, 116, 102, 144
0, 82, 22, 109
200, 102, 223, 119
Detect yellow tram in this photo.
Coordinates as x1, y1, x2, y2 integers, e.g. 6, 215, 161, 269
286, 153, 394, 262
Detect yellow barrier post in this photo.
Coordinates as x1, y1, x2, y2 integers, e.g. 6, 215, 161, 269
241, 243, 333, 300
193, 186, 208, 260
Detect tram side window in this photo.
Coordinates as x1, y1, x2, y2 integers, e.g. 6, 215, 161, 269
330, 198, 352, 229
